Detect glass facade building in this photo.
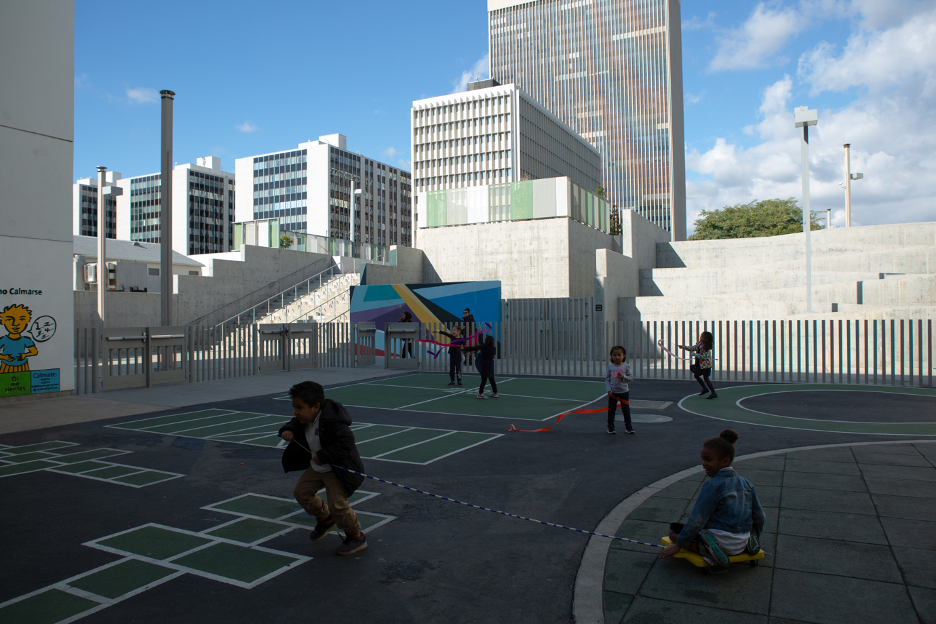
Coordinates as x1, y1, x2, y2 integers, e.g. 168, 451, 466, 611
235, 136, 413, 249
488, 0, 686, 239
74, 183, 116, 239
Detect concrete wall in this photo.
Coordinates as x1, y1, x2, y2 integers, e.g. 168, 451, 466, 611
657, 222, 936, 270
417, 217, 618, 299
0, 2, 75, 399
74, 245, 336, 328
362, 246, 428, 285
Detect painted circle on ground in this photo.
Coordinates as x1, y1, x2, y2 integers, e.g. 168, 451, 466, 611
678, 384, 936, 435
741, 391, 936, 423
618, 414, 673, 424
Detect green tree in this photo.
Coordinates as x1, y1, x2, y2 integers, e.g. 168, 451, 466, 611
688, 198, 822, 241
595, 186, 623, 235
279, 233, 293, 249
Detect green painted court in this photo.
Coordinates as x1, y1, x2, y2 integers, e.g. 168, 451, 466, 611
107, 405, 503, 465
278, 373, 610, 422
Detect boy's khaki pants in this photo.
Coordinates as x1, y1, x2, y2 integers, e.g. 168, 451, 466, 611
293, 467, 361, 535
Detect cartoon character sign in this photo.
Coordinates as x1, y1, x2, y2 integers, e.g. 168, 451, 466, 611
0, 304, 39, 373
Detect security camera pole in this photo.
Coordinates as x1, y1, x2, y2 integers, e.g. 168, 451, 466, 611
795, 106, 818, 314
843, 143, 863, 228
160, 90, 175, 326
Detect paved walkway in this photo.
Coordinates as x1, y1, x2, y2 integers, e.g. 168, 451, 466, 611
585, 440, 936, 624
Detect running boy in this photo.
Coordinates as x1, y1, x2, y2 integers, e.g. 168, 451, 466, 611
279, 381, 368, 556
659, 429, 765, 569
605, 346, 634, 434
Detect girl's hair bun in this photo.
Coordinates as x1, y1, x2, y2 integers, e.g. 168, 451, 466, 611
719, 429, 739, 444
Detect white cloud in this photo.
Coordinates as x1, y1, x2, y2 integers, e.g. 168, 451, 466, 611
75, 74, 90, 89
236, 121, 259, 133
398, 158, 412, 170
685, 62, 936, 233
685, 92, 703, 105
799, 8, 936, 96
382, 147, 398, 159
451, 54, 490, 93
709, 3, 803, 71
683, 11, 718, 31
125, 87, 160, 104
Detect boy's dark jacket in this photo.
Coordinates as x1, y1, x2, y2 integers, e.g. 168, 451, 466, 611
278, 399, 364, 497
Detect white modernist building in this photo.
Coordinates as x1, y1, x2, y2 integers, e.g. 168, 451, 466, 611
411, 81, 601, 194
73, 171, 120, 239
489, 0, 686, 240
234, 134, 413, 248
1, 2, 75, 398
115, 156, 235, 256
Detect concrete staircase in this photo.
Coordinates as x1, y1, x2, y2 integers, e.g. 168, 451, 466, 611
622, 222, 936, 321
253, 272, 360, 325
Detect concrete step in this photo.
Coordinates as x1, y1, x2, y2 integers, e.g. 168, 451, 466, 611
639, 268, 886, 297
655, 222, 936, 270
743, 245, 936, 275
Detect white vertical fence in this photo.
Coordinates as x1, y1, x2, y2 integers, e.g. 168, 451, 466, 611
74, 317, 934, 394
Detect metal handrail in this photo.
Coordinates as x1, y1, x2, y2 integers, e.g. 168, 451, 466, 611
214, 265, 351, 329
292, 278, 358, 323
186, 256, 332, 327
246, 271, 358, 326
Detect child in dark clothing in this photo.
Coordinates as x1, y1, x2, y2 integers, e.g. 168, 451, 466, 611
679, 331, 717, 399
434, 326, 464, 386
279, 381, 368, 556
463, 335, 497, 399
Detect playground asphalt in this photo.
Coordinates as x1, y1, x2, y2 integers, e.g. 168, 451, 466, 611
1, 365, 934, 624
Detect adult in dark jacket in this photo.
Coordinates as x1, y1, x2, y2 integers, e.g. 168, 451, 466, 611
279, 381, 367, 555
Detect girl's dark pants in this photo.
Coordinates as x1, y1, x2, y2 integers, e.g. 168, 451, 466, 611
477, 359, 496, 394
608, 391, 631, 430
693, 365, 716, 393
449, 353, 462, 382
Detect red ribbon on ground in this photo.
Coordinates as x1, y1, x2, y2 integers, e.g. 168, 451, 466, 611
507, 397, 630, 433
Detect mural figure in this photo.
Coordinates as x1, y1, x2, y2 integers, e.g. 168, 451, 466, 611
0, 304, 39, 373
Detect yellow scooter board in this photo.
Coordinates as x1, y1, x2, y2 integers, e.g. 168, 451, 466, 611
661, 536, 765, 570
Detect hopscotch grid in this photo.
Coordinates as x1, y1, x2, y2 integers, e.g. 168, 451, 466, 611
53, 448, 133, 462
63, 568, 185, 607
370, 431, 458, 458
2, 441, 80, 455
200, 518, 296, 546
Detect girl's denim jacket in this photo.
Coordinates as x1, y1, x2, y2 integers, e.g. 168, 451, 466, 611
677, 467, 766, 548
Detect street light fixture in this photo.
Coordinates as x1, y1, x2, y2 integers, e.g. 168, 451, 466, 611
794, 106, 818, 314
843, 144, 863, 227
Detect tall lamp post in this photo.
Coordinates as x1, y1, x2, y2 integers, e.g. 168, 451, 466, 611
843, 143, 863, 227
95, 166, 123, 329
794, 106, 818, 314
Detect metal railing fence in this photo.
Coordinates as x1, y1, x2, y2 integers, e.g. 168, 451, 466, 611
75, 318, 933, 394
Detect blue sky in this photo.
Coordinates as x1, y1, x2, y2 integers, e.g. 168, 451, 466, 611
75, 0, 936, 231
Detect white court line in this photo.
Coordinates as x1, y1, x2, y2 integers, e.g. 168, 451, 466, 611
204, 419, 291, 440
355, 428, 419, 447
105, 409, 238, 430
369, 431, 457, 458
410, 432, 505, 465
167, 414, 283, 435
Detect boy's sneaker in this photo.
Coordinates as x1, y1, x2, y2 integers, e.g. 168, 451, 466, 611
447, 381, 455, 387
491, 393, 499, 398
706, 394, 719, 400
625, 428, 636, 435
698, 531, 730, 568
457, 382, 463, 387
607, 426, 616, 434
698, 389, 710, 396
476, 393, 487, 399
309, 517, 336, 541
336, 532, 367, 556
745, 532, 761, 555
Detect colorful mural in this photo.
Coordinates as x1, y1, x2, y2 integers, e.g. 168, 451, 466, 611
0, 303, 60, 397
349, 281, 501, 356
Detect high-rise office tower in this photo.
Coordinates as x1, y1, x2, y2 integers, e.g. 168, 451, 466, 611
234, 135, 413, 247
488, 0, 686, 240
